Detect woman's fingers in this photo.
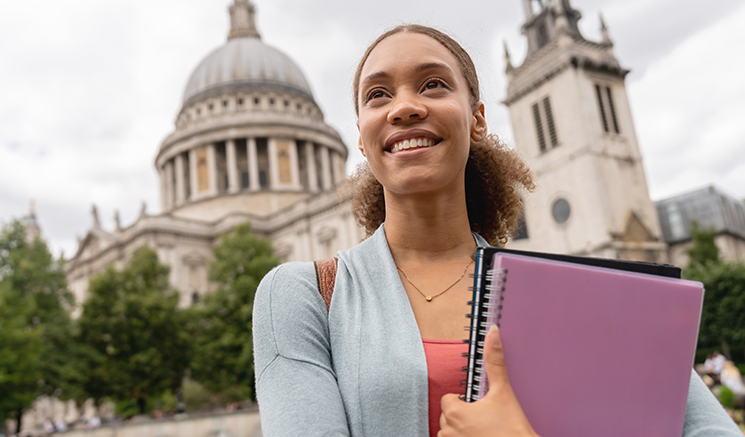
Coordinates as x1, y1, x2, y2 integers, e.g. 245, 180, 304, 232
441, 393, 461, 410
438, 325, 539, 436
482, 325, 512, 400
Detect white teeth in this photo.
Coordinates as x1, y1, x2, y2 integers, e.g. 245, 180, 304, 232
390, 137, 434, 154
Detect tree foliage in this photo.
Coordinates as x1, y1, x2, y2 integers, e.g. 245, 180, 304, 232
0, 220, 78, 431
0, 280, 45, 430
686, 222, 720, 270
78, 245, 191, 413
684, 224, 745, 364
187, 222, 279, 402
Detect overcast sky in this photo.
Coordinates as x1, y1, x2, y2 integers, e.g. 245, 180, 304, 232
1, 0, 744, 257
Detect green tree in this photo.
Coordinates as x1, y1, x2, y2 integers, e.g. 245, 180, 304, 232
78, 246, 191, 414
187, 222, 279, 402
0, 220, 77, 433
684, 224, 745, 364
0, 280, 45, 432
685, 222, 720, 269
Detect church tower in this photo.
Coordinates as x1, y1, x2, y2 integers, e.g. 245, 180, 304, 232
504, 0, 667, 262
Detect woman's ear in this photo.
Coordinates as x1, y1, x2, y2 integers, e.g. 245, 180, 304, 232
471, 102, 487, 142
357, 121, 366, 157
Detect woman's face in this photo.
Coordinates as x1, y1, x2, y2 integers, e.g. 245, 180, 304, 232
356, 32, 486, 197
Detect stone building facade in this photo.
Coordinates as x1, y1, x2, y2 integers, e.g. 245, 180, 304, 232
64, 0, 362, 309
503, 0, 668, 262
64, 0, 745, 312
656, 186, 745, 267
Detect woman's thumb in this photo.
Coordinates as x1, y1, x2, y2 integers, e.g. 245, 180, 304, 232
484, 325, 511, 397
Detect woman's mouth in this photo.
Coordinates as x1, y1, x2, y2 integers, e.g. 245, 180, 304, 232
389, 137, 438, 154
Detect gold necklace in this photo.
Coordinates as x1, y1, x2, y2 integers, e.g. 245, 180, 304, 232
396, 258, 474, 302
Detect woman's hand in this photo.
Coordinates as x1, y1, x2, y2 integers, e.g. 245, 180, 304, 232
438, 326, 540, 437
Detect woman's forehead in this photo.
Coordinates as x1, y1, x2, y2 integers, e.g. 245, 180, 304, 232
360, 32, 461, 79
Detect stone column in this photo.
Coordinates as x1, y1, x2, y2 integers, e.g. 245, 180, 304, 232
331, 151, 345, 186
159, 167, 167, 212
305, 142, 318, 193
226, 139, 239, 194
288, 140, 301, 190
247, 137, 260, 191
189, 149, 199, 200
320, 145, 333, 191
174, 153, 186, 205
267, 138, 278, 189
164, 160, 175, 210
207, 143, 218, 195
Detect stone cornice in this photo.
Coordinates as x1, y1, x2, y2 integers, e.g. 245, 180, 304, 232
182, 82, 315, 111
156, 115, 347, 167
504, 37, 624, 106
64, 191, 352, 275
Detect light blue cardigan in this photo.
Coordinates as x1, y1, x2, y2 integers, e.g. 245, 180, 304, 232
253, 226, 741, 436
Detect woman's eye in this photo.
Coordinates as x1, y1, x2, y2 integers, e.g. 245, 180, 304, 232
367, 89, 386, 101
422, 79, 448, 92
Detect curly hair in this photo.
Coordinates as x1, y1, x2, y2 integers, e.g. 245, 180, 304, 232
348, 24, 534, 246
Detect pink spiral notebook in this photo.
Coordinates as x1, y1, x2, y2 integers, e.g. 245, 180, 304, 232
464, 252, 704, 437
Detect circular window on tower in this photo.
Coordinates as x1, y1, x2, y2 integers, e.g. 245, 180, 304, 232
551, 197, 571, 225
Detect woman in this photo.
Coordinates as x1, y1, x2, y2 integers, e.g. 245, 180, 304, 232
253, 25, 741, 436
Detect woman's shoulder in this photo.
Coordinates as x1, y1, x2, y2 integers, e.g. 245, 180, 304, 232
256, 262, 321, 308
254, 262, 330, 344
253, 261, 336, 380
260, 261, 317, 287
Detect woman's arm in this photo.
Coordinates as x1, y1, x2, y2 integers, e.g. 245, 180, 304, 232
253, 264, 350, 436
682, 369, 742, 436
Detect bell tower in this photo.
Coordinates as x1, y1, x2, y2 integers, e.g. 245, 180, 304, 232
504, 0, 667, 261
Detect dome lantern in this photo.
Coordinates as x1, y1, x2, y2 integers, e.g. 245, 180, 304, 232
228, 0, 261, 40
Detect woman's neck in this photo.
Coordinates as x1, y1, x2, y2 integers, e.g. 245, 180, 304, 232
383, 188, 476, 264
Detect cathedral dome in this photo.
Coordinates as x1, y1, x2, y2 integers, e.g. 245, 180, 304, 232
183, 37, 313, 105
156, 0, 348, 225
182, 0, 313, 106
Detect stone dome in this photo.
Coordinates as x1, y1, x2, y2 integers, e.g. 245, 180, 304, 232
182, 0, 313, 105
183, 37, 314, 105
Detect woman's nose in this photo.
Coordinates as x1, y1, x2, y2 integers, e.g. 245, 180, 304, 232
387, 93, 428, 124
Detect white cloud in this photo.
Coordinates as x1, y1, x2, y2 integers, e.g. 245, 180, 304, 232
630, 2, 745, 200
1, 0, 744, 258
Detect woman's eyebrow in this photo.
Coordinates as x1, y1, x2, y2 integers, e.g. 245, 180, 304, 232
360, 71, 390, 88
361, 62, 453, 87
414, 62, 453, 74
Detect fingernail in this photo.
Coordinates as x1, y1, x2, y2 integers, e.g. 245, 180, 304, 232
488, 325, 501, 348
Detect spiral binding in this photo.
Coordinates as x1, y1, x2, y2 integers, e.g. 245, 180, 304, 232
461, 247, 508, 403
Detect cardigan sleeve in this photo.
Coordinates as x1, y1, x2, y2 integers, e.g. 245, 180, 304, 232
683, 369, 742, 435
253, 263, 350, 437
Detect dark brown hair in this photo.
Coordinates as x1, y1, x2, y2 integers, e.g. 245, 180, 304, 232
348, 25, 534, 246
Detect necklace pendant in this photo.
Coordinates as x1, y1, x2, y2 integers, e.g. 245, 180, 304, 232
425, 296, 433, 302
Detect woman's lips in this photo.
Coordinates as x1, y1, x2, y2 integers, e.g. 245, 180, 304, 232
390, 137, 436, 154
384, 129, 442, 154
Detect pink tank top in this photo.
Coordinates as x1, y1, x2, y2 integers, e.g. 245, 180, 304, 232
422, 338, 468, 437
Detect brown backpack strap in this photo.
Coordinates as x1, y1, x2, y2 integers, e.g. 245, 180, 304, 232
313, 257, 337, 312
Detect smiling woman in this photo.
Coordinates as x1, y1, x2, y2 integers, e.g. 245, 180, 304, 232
251, 24, 741, 437
349, 26, 533, 246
